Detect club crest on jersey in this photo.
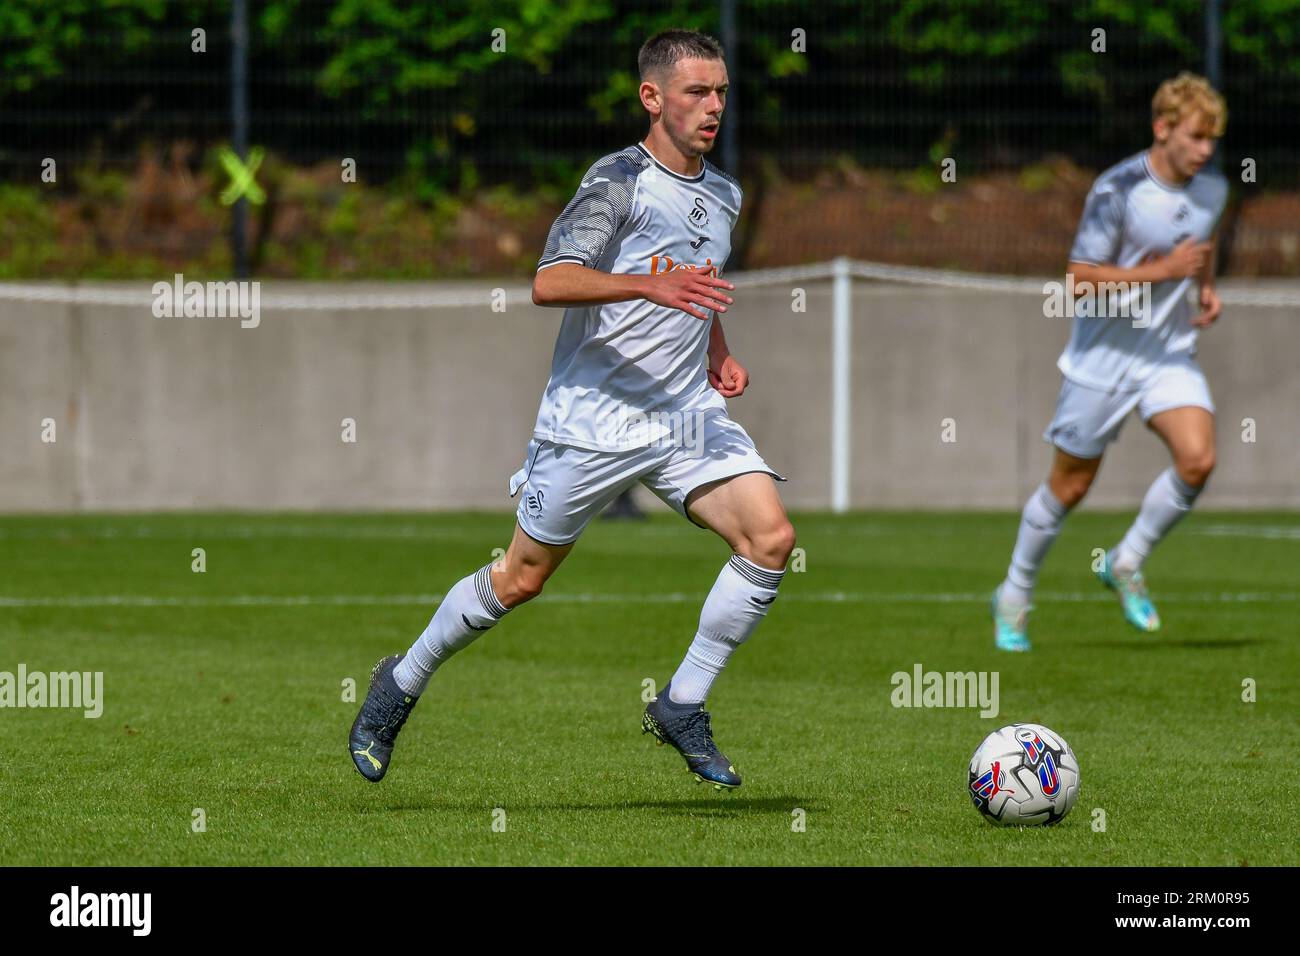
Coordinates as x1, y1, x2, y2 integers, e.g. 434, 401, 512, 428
648, 255, 718, 277
688, 197, 709, 227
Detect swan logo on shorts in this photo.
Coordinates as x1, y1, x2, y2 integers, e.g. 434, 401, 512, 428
525, 489, 546, 519
1051, 423, 1079, 444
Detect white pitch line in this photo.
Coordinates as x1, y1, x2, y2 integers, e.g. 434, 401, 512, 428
0, 525, 483, 541
1191, 524, 1300, 541
0, 591, 1294, 609
1, 522, 1296, 542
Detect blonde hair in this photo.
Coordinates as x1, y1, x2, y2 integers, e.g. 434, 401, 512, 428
1152, 72, 1227, 136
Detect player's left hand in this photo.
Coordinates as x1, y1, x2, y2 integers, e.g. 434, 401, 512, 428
708, 354, 749, 397
1191, 285, 1221, 327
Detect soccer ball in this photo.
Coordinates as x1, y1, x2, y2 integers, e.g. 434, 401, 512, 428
968, 723, 1080, 826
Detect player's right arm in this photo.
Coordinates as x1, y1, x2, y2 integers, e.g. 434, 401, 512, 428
1069, 238, 1210, 287
531, 152, 733, 319
1066, 180, 1210, 286
533, 262, 733, 319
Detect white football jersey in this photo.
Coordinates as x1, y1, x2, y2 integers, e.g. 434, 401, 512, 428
1061, 150, 1228, 390
531, 141, 742, 451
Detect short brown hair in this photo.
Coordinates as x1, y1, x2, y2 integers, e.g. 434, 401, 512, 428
638, 29, 725, 84
1152, 72, 1227, 136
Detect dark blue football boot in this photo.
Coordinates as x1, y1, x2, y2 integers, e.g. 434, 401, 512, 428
642, 683, 741, 790
349, 654, 419, 782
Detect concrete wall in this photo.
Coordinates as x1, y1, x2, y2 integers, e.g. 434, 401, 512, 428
1, 279, 1295, 512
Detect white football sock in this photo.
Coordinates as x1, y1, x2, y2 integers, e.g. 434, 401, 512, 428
1001, 483, 1069, 605
669, 554, 785, 706
1112, 467, 1203, 573
393, 563, 510, 696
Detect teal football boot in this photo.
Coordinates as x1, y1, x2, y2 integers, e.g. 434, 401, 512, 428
1096, 552, 1161, 632
991, 585, 1032, 652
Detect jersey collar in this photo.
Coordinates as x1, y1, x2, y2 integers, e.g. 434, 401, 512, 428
635, 142, 707, 183
1141, 150, 1190, 193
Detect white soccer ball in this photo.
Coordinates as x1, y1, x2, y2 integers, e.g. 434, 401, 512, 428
968, 723, 1080, 826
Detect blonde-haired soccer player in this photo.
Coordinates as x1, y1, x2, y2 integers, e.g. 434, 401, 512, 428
992, 73, 1229, 651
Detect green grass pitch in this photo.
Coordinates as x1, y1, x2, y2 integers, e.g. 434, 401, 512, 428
1, 510, 1295, 866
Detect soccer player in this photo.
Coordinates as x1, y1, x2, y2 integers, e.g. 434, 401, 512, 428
349, 30, 795, 788
991, 73, 1229, 651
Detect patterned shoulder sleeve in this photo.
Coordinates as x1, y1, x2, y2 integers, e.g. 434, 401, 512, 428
537, 149, 644, 271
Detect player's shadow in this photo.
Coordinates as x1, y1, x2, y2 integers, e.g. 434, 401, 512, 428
1073, 637, 1266, 650
359, 796, 818, 816
605, 796, 821, 817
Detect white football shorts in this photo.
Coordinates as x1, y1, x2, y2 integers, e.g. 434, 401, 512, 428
508, 411, 787, 546
1044, 358, 1215, 460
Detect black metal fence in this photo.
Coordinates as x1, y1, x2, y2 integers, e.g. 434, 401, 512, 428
4, 1, 1296, 184
2, 1, 1297, 278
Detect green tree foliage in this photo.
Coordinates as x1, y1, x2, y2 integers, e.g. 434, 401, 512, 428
4, 0, 1300, 190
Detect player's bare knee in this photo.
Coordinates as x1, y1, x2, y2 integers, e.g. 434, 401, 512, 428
747, 521, 795, 570
500, 566, 547, 607
1051, 472, 1092, 509
1177, 449, 1215, 487
772, 520, 797, 567
1061, 480, 1090, 509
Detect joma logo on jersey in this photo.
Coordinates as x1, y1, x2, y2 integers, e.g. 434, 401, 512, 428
648, 255, 718, 277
